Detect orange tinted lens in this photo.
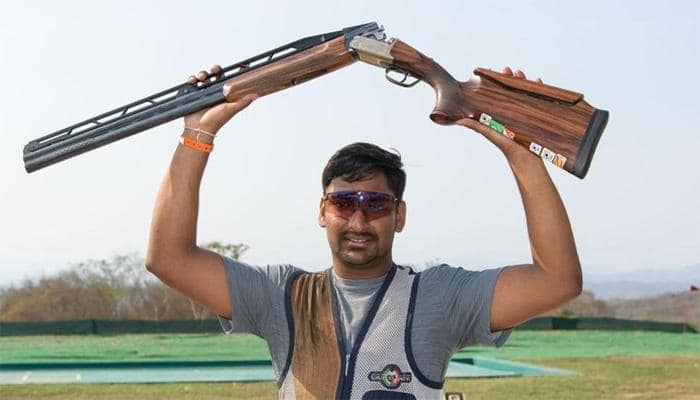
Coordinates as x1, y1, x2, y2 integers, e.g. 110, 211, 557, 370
324, 191, 396, 221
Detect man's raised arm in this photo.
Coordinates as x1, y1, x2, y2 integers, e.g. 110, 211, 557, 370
457, 67, 583, 332
145, 65, 256, 318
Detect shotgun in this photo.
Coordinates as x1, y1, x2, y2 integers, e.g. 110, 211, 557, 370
23, 22, 608, 178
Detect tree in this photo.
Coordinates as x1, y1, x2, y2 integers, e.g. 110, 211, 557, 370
0, 242, 248, 321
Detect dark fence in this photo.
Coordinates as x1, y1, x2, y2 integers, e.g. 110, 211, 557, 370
0, 317, 696, 336
0, 319, 221, 336
517, 317, 697, 333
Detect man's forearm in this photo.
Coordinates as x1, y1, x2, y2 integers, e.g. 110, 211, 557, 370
507, 152, 582, 295
146, 141, 210, 268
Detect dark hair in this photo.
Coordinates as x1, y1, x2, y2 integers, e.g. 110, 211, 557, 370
322, 142, 406, 200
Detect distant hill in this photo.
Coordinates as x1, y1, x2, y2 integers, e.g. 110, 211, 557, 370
548, 288, 700, 326
583, 263, 700, 299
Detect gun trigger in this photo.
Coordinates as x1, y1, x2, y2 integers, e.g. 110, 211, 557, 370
385, 67, 420, 88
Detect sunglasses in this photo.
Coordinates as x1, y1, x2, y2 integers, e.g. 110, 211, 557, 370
323, 191, 400, 221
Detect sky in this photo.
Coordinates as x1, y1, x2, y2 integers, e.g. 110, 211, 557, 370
0, 0, 698, 287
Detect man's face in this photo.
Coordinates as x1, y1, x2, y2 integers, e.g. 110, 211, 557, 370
319, 173, 406, 272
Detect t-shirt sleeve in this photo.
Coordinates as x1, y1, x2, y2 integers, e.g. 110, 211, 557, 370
423, 264, 511, 349
217, 256, 300, 339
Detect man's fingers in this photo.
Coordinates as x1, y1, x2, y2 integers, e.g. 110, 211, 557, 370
503, 66, 542, 82
186, 65, 223, 85
210, 65, 224, 81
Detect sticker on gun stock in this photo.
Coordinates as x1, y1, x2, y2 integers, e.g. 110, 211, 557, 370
541, 148, 555, 162
529, 142, 542, 155
552, 154, 567, 168
479, 113, 492, 125
489, 120, 505, 134
479, 113, 514, 138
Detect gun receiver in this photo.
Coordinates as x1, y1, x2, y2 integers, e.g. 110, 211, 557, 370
23, 23, 385, 173
350, 36, 609, 179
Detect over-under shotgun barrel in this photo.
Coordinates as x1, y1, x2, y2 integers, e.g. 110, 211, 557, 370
22, 23, 381, 173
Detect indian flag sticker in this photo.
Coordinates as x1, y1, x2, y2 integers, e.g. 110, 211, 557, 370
479, 113, 492, 125
541, 148, 555, 162
503, 129, 515, 140
553, 154, 567, 168
529, 142, 542, 155
488, 119, 505, 134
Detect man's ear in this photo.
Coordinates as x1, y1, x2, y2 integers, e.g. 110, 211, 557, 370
318, 198, 327, 228
395, 201, 406, 233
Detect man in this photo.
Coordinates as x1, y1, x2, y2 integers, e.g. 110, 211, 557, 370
146, 65, 582, 399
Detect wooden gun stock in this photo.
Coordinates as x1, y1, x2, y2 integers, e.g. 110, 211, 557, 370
388, 40, 609, 179
222, 36, 354, 102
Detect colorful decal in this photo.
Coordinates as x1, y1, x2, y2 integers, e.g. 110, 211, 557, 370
529, 142, 542, 155
368, 364, 412, 389
541, 148, 555, 162
479, 113, 514, 139
552, 154, 567, 168
488, 119, 505, 134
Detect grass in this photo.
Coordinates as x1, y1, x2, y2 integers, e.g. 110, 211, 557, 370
1, 357, 698, 399
1, 331, 699, 399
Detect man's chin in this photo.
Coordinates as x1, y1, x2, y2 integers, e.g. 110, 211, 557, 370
339, 252, 377, 268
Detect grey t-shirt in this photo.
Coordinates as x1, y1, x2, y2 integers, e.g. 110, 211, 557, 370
219, 257, 510, 383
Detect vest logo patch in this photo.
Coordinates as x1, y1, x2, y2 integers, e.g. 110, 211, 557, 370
368, 364, 412, 389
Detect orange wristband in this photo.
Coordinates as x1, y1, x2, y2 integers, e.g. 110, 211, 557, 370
179, 135, 214, 153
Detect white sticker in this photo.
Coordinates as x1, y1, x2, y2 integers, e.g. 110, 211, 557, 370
479, 113, 492, 125
541, 148, 555, 162
504, 129, 515, 140
529, 142, 542, 155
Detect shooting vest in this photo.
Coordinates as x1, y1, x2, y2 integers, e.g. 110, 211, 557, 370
278, 264, 443, 400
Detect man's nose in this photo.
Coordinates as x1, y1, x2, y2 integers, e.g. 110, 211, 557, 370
347, 208, 369, 229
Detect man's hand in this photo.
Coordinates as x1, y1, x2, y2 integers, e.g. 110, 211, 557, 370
183, 64, 257, 134
455, 66, 542, 160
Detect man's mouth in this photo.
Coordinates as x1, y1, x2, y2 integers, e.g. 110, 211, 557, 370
343, 233, 375, 247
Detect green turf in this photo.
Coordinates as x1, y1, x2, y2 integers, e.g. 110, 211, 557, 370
2, 331, 698, 364
1, 357, 699, 399
0, 333, 268, 364
459, 330, 700, 359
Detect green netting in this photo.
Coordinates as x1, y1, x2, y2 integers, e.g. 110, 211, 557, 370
0, 320, 95, 336
0, 319, 222, 336
94, 319, 221, 334
575, 317, 695, 333
516, 317, 696, 333
1, 317, 696, 337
